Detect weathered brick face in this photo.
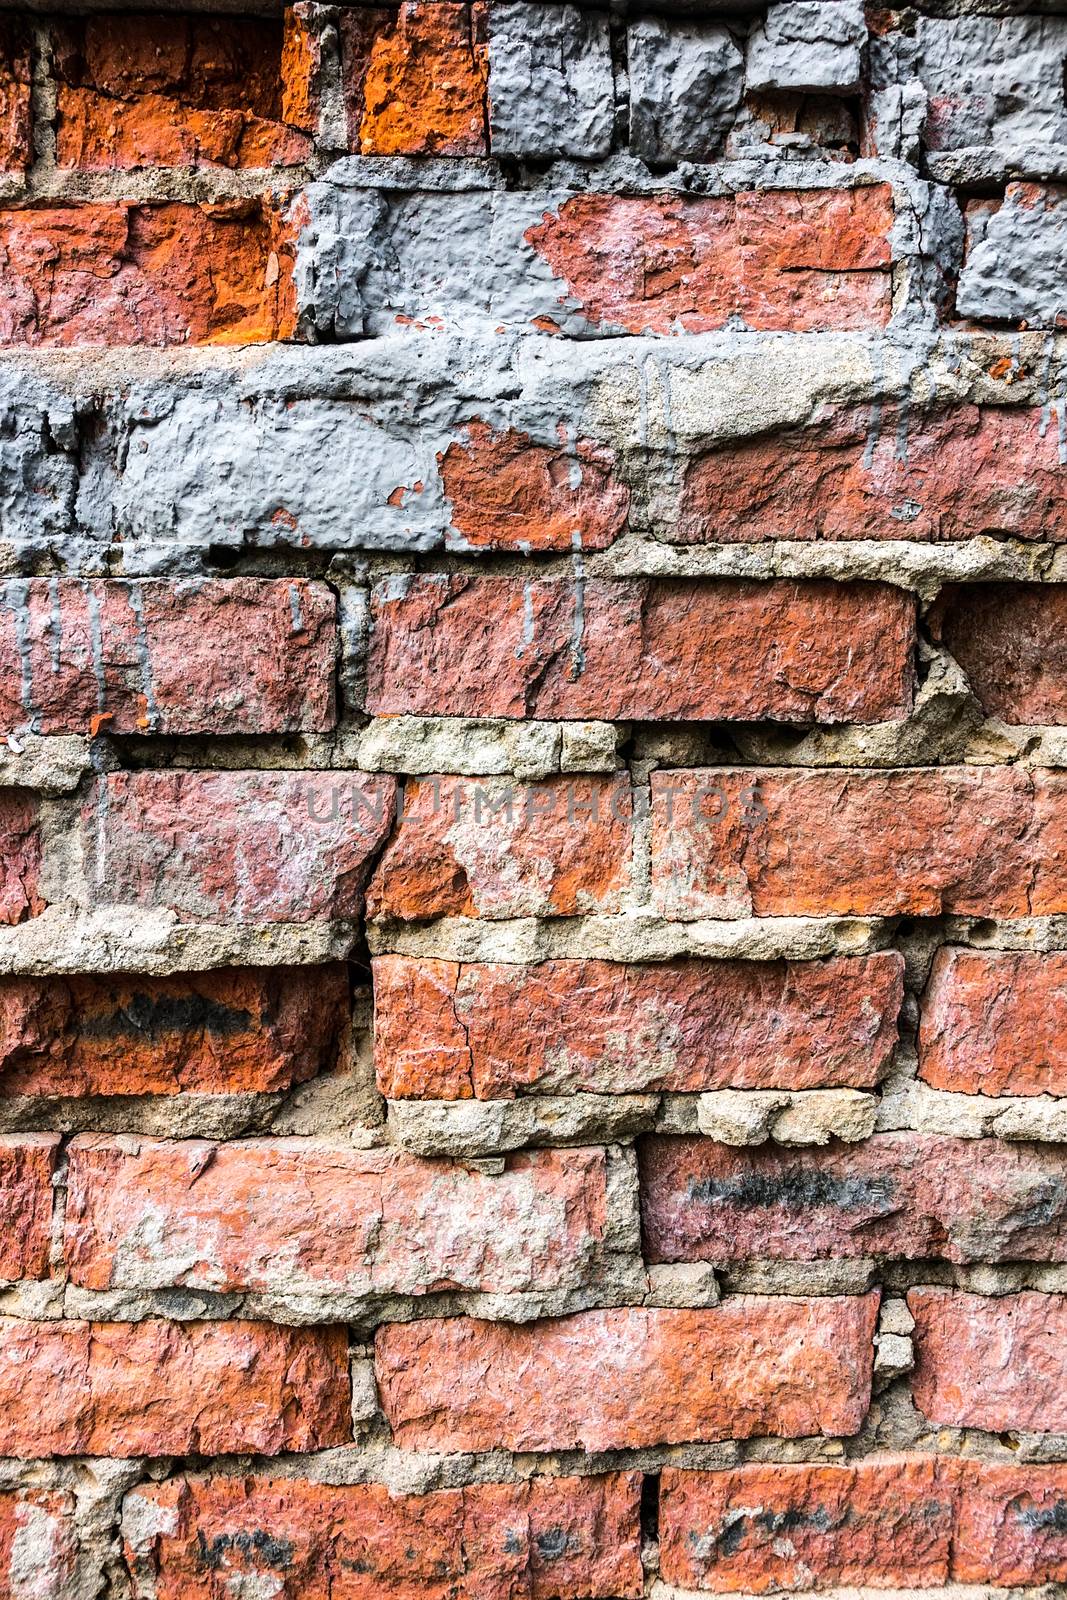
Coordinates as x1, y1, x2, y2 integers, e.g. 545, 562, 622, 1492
52, 14, 314, 168
0, 578, 337, 735
0, 200, 295, 346
3, 3, 1065, 1594
525, 187, 894, 333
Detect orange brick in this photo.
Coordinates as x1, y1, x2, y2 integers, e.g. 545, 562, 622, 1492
0, 202, 295, 346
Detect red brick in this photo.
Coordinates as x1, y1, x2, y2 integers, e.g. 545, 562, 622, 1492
0, 21, 31, 173
909, 1289, 1067, 1433
0, 1134, 59, 1279
659, 1458, 955, 1591
0, 578, 336, 737
526, 188, 893, 335
954, 1461, 1067, 1585
122, 1472, 643, 1600
640, 1133, 1067, 1265
660, 1457, 1067, 1592
53, 14, 313, 169
0, 791, 43, 926
367, 775, 633, 922
930, 584, 1067, 723
344, 2, 488, 157
281, 4, 321, 133
0, 1318, 350, 1457
375, 1296, 879, 1452
920, 949, 1067, 1098
85, 770, 396, 923
677, 404, 1067, 542
0, 1491, 77, 1596
367, 576, 915, 723
0, 965, 347, 1097
0, 202, 294, 346
650, 766, 1056, 919
372, 953, 904, 1100
65, 1138, 609, 1296
439, 421, 631, 552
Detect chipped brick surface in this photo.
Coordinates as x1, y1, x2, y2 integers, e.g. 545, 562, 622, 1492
0, 966, 347, 1096
0, 791, 43, 926
0, 578, 337, 736
373, 953, 903, 1099
526, 188, 893, 334
651, 767, 1054, 919
367, 576, 915, 723
0, 1133, 59, 1279
347, 2, 488, 156
640, 1133, 1067, 1264
85, 770, 396, 923
909, 1290, 1067, 1433
678, 405, 1067, 543
367, 774, 634, 921
0, 201, 294, 345
660, 1458, 954, 1591
123, 1472, 644, 1600
919, 948, 1067, 1097
439, 422, 631, 552
661, 1458, 1067, 1591
65, 1138, 611, 1296
53, 15, 314, 168
931, 583, 1067, 722
0, 1319, 351, 1457
375, 1296, 879, 1452
0, 21, 30, 173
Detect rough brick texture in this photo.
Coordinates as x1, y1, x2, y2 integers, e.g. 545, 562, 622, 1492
909, 1289, 1067, 1432
0, 965, 346, 1096
525, 187, 894, 333
0, 1134, 58, 1278
678, 405, 1067, 542
4, 3, 1067, 1594
65, 1138, 611, 1296
367, 576, 915, 723
375, 1296, 879, 1452
640, 1133, 1067, 1264
0, 791, 43, 925
651, 767, 1062, 918
930, 583, 1067, 723
0, 202, 294, 345
660, 1458, 1067, 1591
367, 775, 633, 921
123, 1472, 644, 1600
344, 2, 488, 157
0, 1319, 350, 1457
0, 578, 337, 735
85, 771, 396, 922
52, 15, 314, 169
374, 953, 904, 1099
919, 948, 1067, 1097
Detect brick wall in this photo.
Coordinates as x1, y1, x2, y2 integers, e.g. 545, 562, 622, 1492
1, 2, 1067, 1596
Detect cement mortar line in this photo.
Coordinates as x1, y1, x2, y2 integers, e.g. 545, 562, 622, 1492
4, 903, 1067, 975
0, 1433, 1061, 1502
0, 324, 1062, 385
7, 537, 1064, 590
366, 910, 1067, 962
9, 719, 1064, 781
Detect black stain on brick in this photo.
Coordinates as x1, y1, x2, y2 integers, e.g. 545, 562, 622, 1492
79, 991, 254, 1042
686, 1170, 896, 1215
196, 1529, 294, 1570
1018, 1499, 1067, 1534
689, 1505, 837, 1563
535, 1526, 571, 1562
